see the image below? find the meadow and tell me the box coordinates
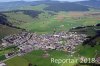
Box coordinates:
[3,11,100,34]
[5,44,100,66]
[5,50,78,66]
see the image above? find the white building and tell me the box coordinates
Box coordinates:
[18,45,33,53]
[0,62,7,66]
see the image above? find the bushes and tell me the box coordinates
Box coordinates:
[0,55,6,61]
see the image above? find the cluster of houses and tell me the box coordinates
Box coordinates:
[1,31,100,64]
[1,31,87,55]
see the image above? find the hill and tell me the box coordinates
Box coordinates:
[70,25,100,47]
[0,24,22,44]
[0,1,39,11]
[0,1,90,12]
[0,10,43,26]
[1,11,100,33]
[0,13,22,42]
[76,0,100,9]
[44,1,89,12]
[0,13,9,25]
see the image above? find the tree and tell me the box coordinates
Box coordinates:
[34,65,37,66]
[96,23,100,26]
[28,63,33,66]
[0,14,8,25]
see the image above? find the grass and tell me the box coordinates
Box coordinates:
[3,10,100,33]
[75,45,100,58]
[5,56,29,66]
[5,45,100,66]
[5,50,77,66]
[3,12,35,26]
[20,11,100,33]
[0,24,21,39]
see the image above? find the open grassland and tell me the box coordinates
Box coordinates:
[3,12,35,26]
[5,45,100,66]
[5,50,78,66]
[75,44,100,58]
[19,11,100,33]
[2,8,100,33]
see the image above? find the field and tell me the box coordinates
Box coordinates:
[2,44,98,66]
[5,44,100,66]
[20,11,100,33]
[5,50,78,66]
[75,44,100,58]
[3,11,100,34]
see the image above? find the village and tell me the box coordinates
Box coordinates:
[1,31,100,66]
[1,31,87,55]
[0,30,88,66]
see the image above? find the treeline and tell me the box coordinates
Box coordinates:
[71,23,100,29]
[1,10,42,18]
[22,10,42,18]
[44,2,89,12]
[77,0,100,9]
[0,13,9,25]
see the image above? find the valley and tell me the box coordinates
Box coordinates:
[0,0,100,66]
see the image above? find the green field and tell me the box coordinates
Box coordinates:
[5,45,100,66]
[5,50,78,66]
[75,44,100,58]
[3,11,100,33]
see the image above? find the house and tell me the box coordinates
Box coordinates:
[18,45,33,53]
[5,52,14,58]
[45,45,55,50]
[0,62,7,66]
[1,43,8,47]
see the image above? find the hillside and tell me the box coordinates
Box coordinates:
[0,24,22,44]
[76,0,100,9]
[0,1,90,12]
[0,13,9,25]
[0,1,32,11]
[2,11,100,33]
[0,13,22,42]
[70,25,100,47]
[0,10,43,26]
[44,1,89,12]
